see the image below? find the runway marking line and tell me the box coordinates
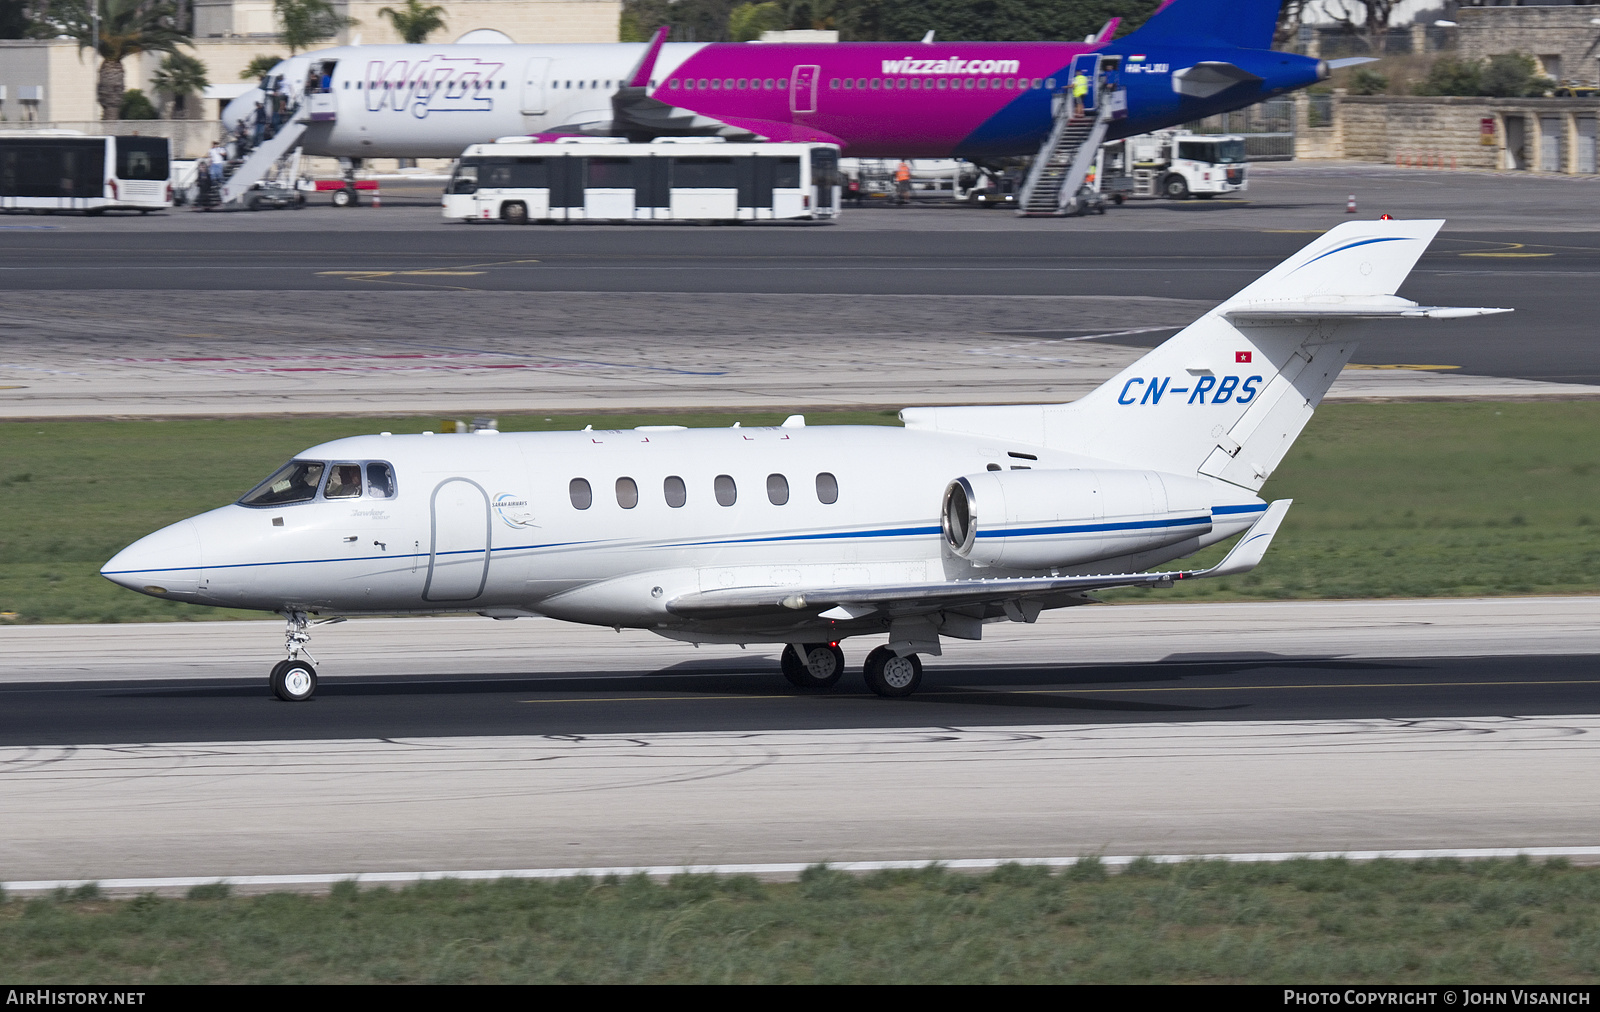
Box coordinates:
[1344,363,1461,371]
[517,679,1600,704]
[1458,241,1553,258]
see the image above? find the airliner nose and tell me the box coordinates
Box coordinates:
[101,519,204,599]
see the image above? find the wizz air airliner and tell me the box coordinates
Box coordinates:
[103,220,1508,702]
[222,0,1332,159]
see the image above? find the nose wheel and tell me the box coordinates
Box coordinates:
[781,642,845,689]
[270,658,318,702]
[863,646,922,698]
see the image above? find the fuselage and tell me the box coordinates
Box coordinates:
[101,424,1264,643]
[224,40,1324,160]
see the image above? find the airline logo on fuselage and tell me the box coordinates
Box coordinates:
[365,57,504,117]
[1117,374,1263,405]
[881,58,1022,76]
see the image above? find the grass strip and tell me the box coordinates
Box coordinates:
[4,857,1599,983]
[1,402,1596,624]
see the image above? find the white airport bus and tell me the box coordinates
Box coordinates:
[443,137,841,224]
[0,132,172,214]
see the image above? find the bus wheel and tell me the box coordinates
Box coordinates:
[501,202,529,225]
[331,188,355,208]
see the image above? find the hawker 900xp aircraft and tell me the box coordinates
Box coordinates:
[104,219,1507,702]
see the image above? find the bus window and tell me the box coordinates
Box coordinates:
[366,463,396,498]
[672,157,736,188]
[587,157,636,189]
[325,463,362,499]
[240,460,326,507]
[775,157,800,189]
[449,161,480,194]
[115,137,169,181]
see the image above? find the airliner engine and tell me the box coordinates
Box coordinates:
[941,469,1217,569]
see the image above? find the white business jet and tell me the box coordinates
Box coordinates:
[103,219,1506,702]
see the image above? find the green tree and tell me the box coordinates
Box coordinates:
[0,0,30,39]
[239,53,287,81]
[1350,66,1388,95]
[273,0,353,54]
[1414,55,1482,97]
[151,50,207,118]
[118,86,158,118]
[377,0,445,44]
[29,0,190,120]
[1481,52,1553,99]
[728,1,784,41]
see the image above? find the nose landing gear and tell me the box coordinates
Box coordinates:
[270,610,338,701]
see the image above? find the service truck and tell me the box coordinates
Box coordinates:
[1097,130,1248,202]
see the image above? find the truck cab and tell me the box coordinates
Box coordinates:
[1098,130,1248,202]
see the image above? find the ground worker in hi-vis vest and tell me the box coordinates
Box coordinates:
[895,160,912,204]
[1072,71,1090,116]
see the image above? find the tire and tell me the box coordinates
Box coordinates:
[246,195,262,211]
[1162,175,1189,200]
[863,646,921,699]
[502,202,529,225]
[270,658,318,702]
[780,642,845,690]
[1112,194,1125,205]
[331,188,354,208]
[294,193,306,208]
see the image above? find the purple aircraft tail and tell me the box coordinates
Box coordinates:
[1122,0,1284,51]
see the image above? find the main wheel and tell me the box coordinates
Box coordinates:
[331,187,355,208]
[501,202,529,225]
[270,658,318,702]
[1162,175,1189,200]
[863,646,922,698]
[780,642,845,689]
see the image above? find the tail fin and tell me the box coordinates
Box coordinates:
[1123,0,1284,51]
[1054,220,1510,491]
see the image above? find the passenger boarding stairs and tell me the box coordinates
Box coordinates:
[1017,94,1113,217]
[218,104,309,207]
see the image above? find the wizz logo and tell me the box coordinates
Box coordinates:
[365,57,504,118]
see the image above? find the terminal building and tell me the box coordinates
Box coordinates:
[0,0,619,144]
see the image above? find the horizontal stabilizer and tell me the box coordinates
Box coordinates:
[1172,62,1263,99]
[667,503,1293,619]
[1226,300,1512,324]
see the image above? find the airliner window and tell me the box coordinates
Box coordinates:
[325,463,362,499]
[616,477,639,509]
[714,474,737,507]
[766,473,789,506]
[366,463,395,498]
[664,475,686,508]
[569,478,592,510]
[239,460,326,507]
[816,472,839,505]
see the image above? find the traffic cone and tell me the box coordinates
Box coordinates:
[372,185,381,209]
[1345,194,1357,213]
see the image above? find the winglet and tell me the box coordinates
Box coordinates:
[1095,18,1121,44]
[626,25,670,88]
[1203,499,1292,578]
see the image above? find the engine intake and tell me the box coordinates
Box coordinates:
[942,468,1217,569]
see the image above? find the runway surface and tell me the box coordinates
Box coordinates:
[4,598,1597,746]
[1,164,1597,418]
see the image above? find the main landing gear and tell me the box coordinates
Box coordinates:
[269,610,328,702]
[781,642,925,698]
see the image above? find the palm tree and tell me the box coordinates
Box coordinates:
[273,0,353,55]
[151,50,208,119]
[31,0,190,120]
[377,0,445,45]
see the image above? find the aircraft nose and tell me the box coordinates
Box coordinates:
[101,519,204,599]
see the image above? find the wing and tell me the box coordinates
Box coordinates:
[667,500,1292,620]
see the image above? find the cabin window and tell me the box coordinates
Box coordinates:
[869,78,880,90]
[764,79,774,89]
[1033,78,1043,89]
[829,78,840,89]
[816,472,838,505]
[857,78,867,89]
[842,79,852,90]
[737,79,747,89]
[896,78,907,89]
[664,475,686,508]
[766,473,789,506]
[724,78,734,88]
[937,79,948,90]
[698,79,708,89]
[986,463,1002,472]
[615,477,639,509]
[714,474,737,507]
[1004,78,1015,89]
[569,478,593,510]
[670,80,679,89]
[910,78,920,90]
[239,460,326,507]
[1046,78,1056,89]
[366,463,395,498]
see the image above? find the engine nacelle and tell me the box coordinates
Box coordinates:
[941,468,1217,569]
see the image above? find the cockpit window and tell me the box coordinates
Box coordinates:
[325,463,362,499]
[239,460,326,506]
[366,462,395,498]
